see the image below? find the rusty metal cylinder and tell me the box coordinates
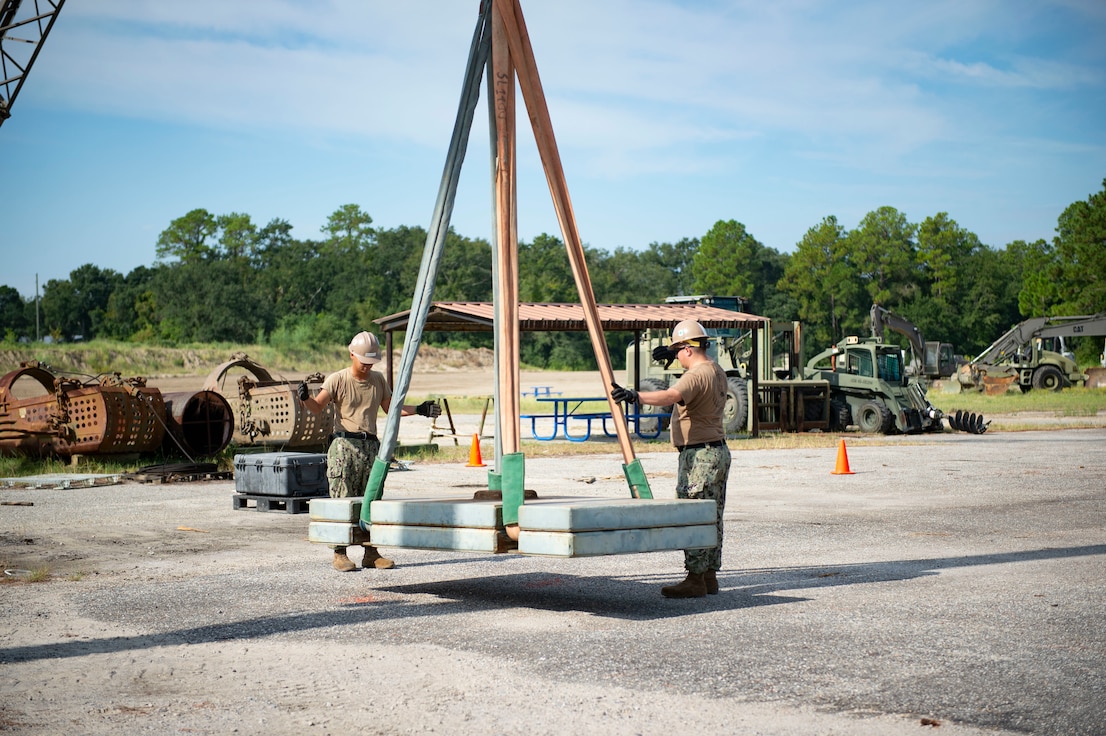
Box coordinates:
[162,390,234,458]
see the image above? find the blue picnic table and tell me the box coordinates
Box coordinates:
[522,396,668,442]
[521,385,562,398]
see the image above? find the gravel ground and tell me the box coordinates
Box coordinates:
[2,425,1104,735]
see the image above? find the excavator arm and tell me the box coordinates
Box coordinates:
[972,312,1106,366]
[0,0,66,127]
[870,304,926,367]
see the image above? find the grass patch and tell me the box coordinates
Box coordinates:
[930,386,1106,416]
[1,564,51,584]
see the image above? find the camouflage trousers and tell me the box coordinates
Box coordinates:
[326,436,380,553]
[676,444,731,574]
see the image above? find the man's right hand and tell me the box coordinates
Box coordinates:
[652,344,677,364]
[610,382,639,405]
[296,382,310,401]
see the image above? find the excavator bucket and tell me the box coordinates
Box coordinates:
[982,375,1017,396]
[947,409,989,434]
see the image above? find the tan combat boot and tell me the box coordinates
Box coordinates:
[661,572,707,598]
[333,549,357,572]
[362,545,395,570]
[704,569,719,595]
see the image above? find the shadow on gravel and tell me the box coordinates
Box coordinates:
[384,543,1106,618]
[3,544,1102,665]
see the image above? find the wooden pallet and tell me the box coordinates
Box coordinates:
[232,493,321,514]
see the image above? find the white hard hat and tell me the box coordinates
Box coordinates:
[671,319,709,346]
[348,331,381,364]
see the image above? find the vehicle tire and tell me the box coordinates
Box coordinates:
[637,378,672,433]
[1031,365,1068,391]
[856,400,894,434]
[830,399,851,431]
[723,377,749,434]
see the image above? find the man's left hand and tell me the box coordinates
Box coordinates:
[416,400,441,418]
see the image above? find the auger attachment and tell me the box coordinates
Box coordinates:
[947,409,989,434]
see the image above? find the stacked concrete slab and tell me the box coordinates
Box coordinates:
[309,496,717,558]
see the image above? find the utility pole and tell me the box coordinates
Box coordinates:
[35,273,40,341]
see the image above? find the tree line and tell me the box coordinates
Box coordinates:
[2,180,1104,369]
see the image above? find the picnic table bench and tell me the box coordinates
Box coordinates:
[521,396,668,442]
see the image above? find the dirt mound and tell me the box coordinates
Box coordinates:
[409,345,495,371]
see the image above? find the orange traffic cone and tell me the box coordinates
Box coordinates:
[831,439,854,475]
[466,433,486,467]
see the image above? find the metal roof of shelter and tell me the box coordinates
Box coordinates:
[374,301,767,334]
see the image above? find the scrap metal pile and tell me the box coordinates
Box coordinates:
[0,361,233,459]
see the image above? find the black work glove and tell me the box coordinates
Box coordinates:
[296,382,310,401]
[610,382,639,405]
[415,400,441,418]
[652,344,677,364]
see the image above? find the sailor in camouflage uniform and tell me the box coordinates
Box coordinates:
[612,319,731,598]
[300,331,440,572]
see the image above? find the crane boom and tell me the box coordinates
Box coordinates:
[0,0,66,128]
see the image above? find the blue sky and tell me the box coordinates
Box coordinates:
[3,0,1105,301]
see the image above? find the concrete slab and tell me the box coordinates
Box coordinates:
[369,497,503,528]
[309,497,360,522]
[307,521,369,545]
[518,524,717,557]
[517,497,716,531]
[368,523,507,553]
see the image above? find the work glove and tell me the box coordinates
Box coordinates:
[652,344,677,365]
[296,382,310,401]
[415,400,441,418]
[610,382,639,405]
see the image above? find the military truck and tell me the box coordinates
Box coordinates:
[803,335,986,434]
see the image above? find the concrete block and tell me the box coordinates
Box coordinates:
[309,497,360,522]
[368,524,507,552]
[517,524,717,557]
[517,498,716,532]
[369,497,503,529]
[308,521,369,545]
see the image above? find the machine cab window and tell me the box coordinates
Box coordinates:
[846,350,873,377]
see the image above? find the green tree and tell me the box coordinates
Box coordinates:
[916,213,981,306]
[780,216,858,347]
[151,260,271,343]
[594,246,674,304]
[896,213,986,351]
[518,233,581,302]
[322,204,375,254]
[1051,177,1106,314]
[98,266,157,341]
[156,209,219,263]
[0,285,30,339]
[435,232,493,303]
[956,244,1024,354]
[1015,239,1063,318]
[691,220,760,302]
[690,220,792,319]
[216,212,258,261]
[841,206,919,307]
[639,238,699,297]
[38,264,123,340]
